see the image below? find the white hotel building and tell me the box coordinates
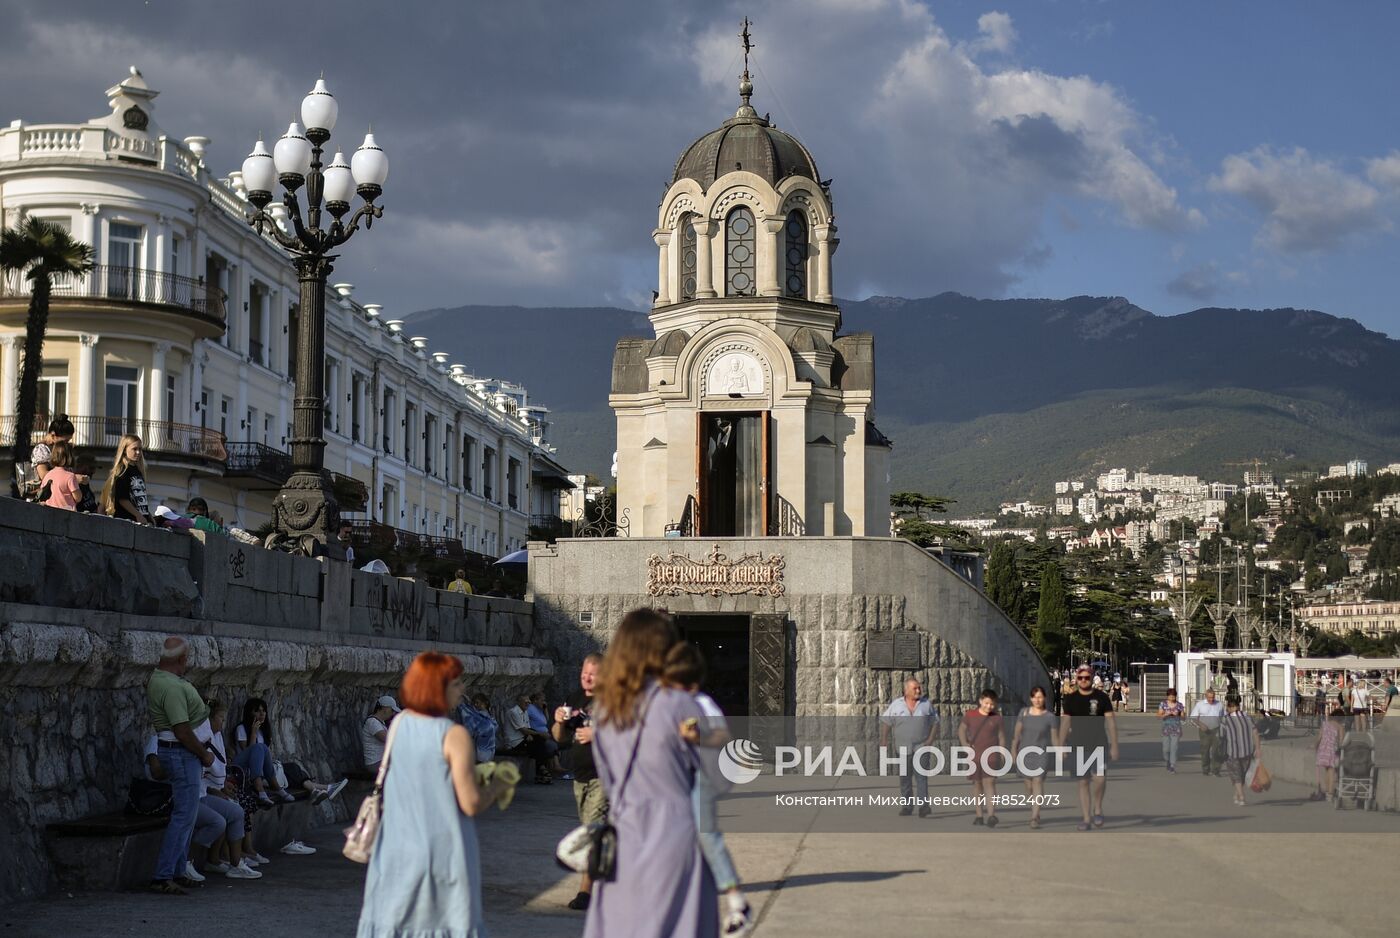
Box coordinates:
[0,68,570,557]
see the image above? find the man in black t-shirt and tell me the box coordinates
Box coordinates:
[1058,664,1118,830]
[552,653,604,912]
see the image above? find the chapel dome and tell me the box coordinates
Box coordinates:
[671,71,820,191]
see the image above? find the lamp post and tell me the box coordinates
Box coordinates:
[241,78,387,544]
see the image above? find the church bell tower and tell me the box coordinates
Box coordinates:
[611,21,890,538]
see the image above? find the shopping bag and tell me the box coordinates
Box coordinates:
[1249,758,1272,792]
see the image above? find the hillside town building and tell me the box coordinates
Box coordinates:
[0,68,569,554]
[1299,600,1400,637]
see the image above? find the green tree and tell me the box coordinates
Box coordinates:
[1035,560,1070,660]
[890,491,964,547]
[986,541,1026,623]
[1,218,93,466]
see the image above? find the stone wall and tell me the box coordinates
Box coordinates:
[529,537,1050,725]
[0,497,552,906]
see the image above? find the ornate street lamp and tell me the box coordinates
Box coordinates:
[241,78,388,543]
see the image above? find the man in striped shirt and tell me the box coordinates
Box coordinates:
[1220,695,1261,807]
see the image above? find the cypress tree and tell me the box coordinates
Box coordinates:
[1036,560,1070,660]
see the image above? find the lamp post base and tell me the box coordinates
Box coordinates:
[273,470,340,543]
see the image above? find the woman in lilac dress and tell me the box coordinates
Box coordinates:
[585,608,716,938]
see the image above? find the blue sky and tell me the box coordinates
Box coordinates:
[3,0,1399,336]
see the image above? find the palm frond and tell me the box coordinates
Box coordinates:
[0,217,94,281]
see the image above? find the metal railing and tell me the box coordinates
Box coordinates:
[1,264,227,321]
[666,495,696,537]
[224,442,291,482]
[347,520,494,568]
[0,414,226,462]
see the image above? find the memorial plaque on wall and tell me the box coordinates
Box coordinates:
[893,632,923,670]
[867,634,895,670]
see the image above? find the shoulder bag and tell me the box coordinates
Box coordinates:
[343,716,402,864]
[555,686,657,881]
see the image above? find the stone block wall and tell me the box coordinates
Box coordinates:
[530,537,1050,724]
[0,497,552,906]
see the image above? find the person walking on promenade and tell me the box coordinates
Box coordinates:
[1058,664,1118,831]
[1312,707,1344,800]
[147,636,214,895]
[879,677,939,818]
[356,652,509,938]
[1011,686,1057,829]
[960,689,1007,828]
[585,608,715,938]
[1158,688,1185,773]
[553,653,604,911]
[1220,695,1261,807]
[1191,687,1225,776]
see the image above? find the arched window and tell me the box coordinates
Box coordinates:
[680,213,698,300]
[725,207,756,297]
[784,211,808,299]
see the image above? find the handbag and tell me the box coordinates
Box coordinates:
[555,686,657,881]
[271,759,289,791]
[343,717,401,864]
[127,776,173,816]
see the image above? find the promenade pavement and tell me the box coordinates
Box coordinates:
[7,714,1394,937]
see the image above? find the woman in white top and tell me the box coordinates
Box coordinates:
[201,700,263,879]
[234,696,347,806]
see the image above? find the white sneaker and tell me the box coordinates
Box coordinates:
[226,860,263,880]
[206,861,231,874]
[326,779,349,801]
[248,851,271,865]
[280,840,317,855]
[182,861,206,883]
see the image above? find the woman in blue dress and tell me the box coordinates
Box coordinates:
[358,652,509,938]
[586,608,716,938]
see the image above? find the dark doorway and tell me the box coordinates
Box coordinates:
[698,412,768,536]
[677,614,750,716]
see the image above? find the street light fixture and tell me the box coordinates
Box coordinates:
[242,77,387,543]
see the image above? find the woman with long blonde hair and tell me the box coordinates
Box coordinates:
[100,434,151,523]
[586,608,716,938]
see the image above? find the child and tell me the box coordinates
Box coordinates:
[665,642,754,938]
[1312,707,1344,800]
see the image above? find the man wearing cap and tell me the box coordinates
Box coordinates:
[362,695,401,772]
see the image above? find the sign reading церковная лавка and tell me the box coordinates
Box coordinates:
[646,543,785,597]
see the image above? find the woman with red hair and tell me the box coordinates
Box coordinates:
[356,652,508,937]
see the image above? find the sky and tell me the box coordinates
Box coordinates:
[4,0,1400,337]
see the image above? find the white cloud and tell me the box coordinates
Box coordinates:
[1367,152,1400,190]
[1208,146,1387,252]
[968,11,1017,56]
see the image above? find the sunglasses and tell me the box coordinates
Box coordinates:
[1077,675,1093,680]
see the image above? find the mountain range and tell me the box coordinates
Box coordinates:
[405,294,1400,513]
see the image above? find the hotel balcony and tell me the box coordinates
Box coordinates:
[2,414,227,471]
[223,441,369,512]
[0,264,226,338]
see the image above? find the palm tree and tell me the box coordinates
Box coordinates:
[0,217,94,467]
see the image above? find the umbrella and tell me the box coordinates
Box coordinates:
[494,549,529,567]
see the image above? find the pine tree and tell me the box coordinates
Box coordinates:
[1035,560,1070,661]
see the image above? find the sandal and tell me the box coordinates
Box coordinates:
[148,879,187,896]
[1092,814,1105,828]
[1029,817,1041,830]
[972,816,985,826]
[986,815,999,828]
[1076,821,1091,831]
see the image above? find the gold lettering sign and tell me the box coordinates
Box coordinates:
[647,544,785,597]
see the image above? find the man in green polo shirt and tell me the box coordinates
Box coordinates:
[147,636,213,895]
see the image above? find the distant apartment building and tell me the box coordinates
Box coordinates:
[1210,482,1239,500]
[1071,481,1085,492]
[1077,492,1100,521]
[1131,472,1206,496]
[1054,480,1070,494]
[1096,468,1129,492]
[1316,489,1352,508]
[1055,496,1075,516]
[949,518,998,532]
[1377,463,1400,477]
[1155,498,1228,524]
[1299,600,1400,637]
[1375,493,1400,520]
[1348,459,1369,478]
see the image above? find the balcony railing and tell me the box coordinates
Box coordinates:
[0,264,226,322]
[224,441,291,484]
[0,414,226,463]
[347,520,496,568]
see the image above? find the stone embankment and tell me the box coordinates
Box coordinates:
[0,497,551,905]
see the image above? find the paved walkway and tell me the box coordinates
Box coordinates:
[8,715,1396,937]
